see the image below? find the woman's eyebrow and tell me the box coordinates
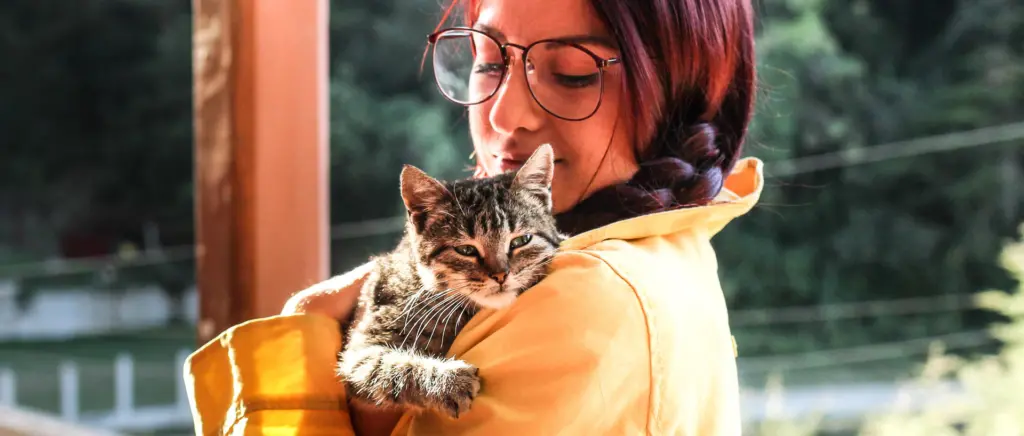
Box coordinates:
[473,23,618,51]
[556,34,618,51]
[473,23,508,40]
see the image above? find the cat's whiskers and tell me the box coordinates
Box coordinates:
[398,282,453,321]
[399,290,444,330]
[520,255,556,271]
[401,286,459,320]
[449,301,473,350]
[518,256,555,279]
[442,277,484,289]
[402,301,456,338]
[401,291,468,350]
[401,288,465,341]
[398,287,430,318]
[430,294,470,351]
[401,275,483,325]
[402,287,452,316]
[440,294,475,352]
[439,277,490,296]
[401,288,461,334]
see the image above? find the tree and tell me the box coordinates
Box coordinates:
[718,0,1024,356]
[860,224,1024,435]
[0,0,193,260]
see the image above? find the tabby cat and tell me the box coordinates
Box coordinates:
[337,144,564,418]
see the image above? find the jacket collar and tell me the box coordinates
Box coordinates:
[560,157,764,250]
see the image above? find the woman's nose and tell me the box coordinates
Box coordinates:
[488,56,544,136]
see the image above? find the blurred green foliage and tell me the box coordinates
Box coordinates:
[752,225,1024,434]
[858,225,1024,435]
[718,0,1024,356]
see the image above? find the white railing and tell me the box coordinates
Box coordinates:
[0,280,199,342]
[0,367,14,407]
[0,405,124,436]
[0,349,194,433]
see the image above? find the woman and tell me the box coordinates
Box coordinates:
[185,0,762,434]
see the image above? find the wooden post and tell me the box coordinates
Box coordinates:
[192,0,330,345]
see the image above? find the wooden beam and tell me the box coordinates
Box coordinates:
[192,0,329,345]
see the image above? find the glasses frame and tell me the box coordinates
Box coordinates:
[426,27,622,122]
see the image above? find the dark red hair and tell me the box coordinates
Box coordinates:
[437,0,756,234]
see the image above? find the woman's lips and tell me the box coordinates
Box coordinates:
[494,152,564,173]
[497,158,525,172]
[496,157,565,173]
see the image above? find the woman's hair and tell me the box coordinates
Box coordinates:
[439,0,756,234]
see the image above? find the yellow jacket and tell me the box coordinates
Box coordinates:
[184,157,763,435]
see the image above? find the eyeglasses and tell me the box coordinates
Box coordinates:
[426,27,621,121]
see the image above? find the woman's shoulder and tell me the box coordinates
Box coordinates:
[501,234,720,328]
[569,234,730,327]
[557,230,720,295]
[544,235,735,361]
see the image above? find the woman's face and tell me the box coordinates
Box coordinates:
[468,0,638,214]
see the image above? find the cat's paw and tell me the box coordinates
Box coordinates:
[424,360,481,419]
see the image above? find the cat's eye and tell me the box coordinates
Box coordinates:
[509,234,533,250]
[453,245,478,256]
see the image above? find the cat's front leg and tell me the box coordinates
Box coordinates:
[338,344,481,418]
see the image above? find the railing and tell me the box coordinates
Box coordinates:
[0,405,124,436]
[0,349,194,433]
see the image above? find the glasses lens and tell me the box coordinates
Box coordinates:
[526,42,603,120]
[432,30,504,105]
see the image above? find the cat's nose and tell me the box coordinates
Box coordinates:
[490,271,507,284]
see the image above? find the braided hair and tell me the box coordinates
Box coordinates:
[552,0,756,235]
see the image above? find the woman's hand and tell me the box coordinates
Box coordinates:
[280,261,374,319]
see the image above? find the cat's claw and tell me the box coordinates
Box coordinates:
[433,362,480,419]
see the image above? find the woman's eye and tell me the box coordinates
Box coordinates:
[509,234,533,250]
[554,73,599,89]
[454,245,478,256]
[473,62,504,76]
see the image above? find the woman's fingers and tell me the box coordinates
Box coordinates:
[281,261,375,320]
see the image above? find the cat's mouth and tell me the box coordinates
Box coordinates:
[468,283,521,309]
[483,286,510,296]
[494,281,523,295]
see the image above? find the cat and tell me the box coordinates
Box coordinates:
[337,144,564,419]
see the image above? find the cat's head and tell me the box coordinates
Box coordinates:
[400,144,563,309]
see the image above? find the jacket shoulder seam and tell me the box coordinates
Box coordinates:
[569,250,656,436]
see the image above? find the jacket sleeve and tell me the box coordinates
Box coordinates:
[184,314,357,436]
[391,250,652,435]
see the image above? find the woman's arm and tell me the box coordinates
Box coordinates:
[186,262,375,436]
[281,260,375,317]
[184,314,357,436]
[184,252,654,435]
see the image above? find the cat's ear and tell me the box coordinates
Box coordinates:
[512,144,555,209]
[400,165,451,216]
